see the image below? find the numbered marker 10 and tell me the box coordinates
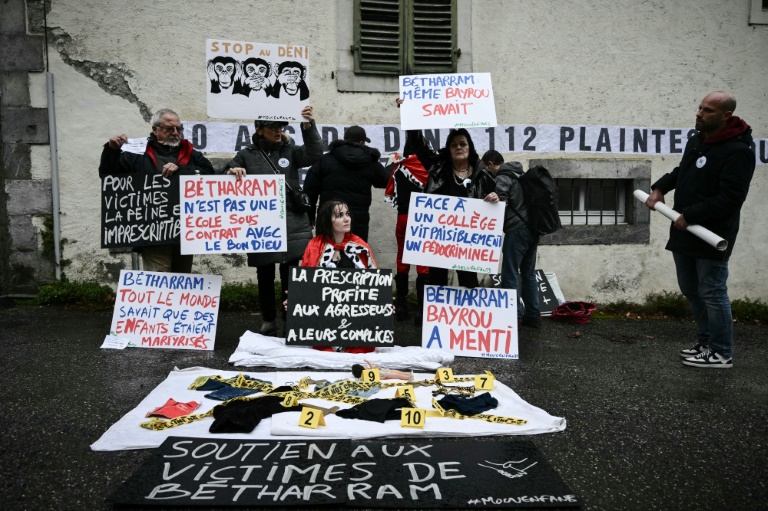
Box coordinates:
[401,407,427,429]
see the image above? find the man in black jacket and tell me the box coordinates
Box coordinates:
[99,108,215,272]
[303,126,389,241]
[645,91,755,369]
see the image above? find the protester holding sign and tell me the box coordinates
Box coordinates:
[482,150,541,328]
[221,105,322,336]
[297,199,378,354]
[404,124,498,290]
[99,108,215,272]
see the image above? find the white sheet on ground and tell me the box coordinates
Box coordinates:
[91,367,566,452]
[228,330,454,370]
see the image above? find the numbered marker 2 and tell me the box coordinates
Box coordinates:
[298,407,326,429]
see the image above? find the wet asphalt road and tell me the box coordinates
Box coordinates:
[0,304,766,510]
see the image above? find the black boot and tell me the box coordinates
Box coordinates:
[414,274,428,327]
[394,272,410,321]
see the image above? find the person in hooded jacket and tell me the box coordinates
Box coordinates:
[222,105,322,336]
[303,125,389,242]
[482,150,541,328]
[645,91,755,369]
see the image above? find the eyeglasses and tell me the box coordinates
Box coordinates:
[155,124,184,134]
[263,124,285,131]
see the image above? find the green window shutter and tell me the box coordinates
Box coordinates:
[354,0,456,75]
[410,0,456,74]
[354,0,403,75]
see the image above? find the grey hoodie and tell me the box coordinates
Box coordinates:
[494,161,528,232]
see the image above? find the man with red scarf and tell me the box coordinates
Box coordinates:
[646,91,755,369]
[99,108,214,272]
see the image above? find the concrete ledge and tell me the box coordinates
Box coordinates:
[543,224,650,246]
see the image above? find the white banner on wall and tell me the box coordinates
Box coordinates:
[206,39,310,121]
[176,121,768,165]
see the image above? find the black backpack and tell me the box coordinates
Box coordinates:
[508,165,562,236]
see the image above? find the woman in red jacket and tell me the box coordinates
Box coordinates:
[301,199,377,270]
[296,199,378,354]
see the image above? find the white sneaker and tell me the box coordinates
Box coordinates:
[682,349,732,369]
[679,343,708,358]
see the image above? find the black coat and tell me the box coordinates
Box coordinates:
[220,122,323,265]
[403,130,495,200]
[303,140,388,214]
[652,118,755,259]
[494,161,528,232]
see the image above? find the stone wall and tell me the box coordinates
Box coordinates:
[0,0,52,294]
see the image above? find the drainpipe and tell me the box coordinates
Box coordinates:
[47,72,61,280]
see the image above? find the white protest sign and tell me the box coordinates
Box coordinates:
[122,138,147,154]
[180,175,286,255]
[399,73,496,130]
[109,270,222,351]
[402,193,504,274]
[206,39,310,121]
[422,285,518,359]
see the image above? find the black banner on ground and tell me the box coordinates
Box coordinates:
[101,173,180,248]
[285,267,395,348]
[111,437,578,508]
[490,270,560,316]
[536,270,559,316]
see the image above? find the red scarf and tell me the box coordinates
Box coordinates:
[145,139,194,169]
[301,233,377,269]
[702,116,750,144]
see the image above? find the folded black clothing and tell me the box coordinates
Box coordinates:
[437,393,498,416]
[336,398,412,423]
[210,396,302,433]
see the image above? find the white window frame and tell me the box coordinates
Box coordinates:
[749,0,768,24]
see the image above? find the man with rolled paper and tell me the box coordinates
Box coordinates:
[645,91,755,369]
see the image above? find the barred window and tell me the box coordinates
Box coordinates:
[557,179,629,225]
[353,0,457,75]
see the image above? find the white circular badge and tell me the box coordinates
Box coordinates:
[696,156,707,168]
[278,158,289,168]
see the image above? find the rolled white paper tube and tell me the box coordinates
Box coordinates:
[633,190,728,251]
